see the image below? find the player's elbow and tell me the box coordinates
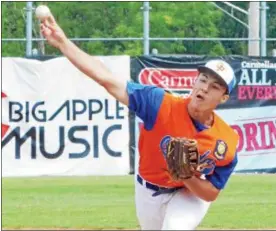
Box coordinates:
[101,80,129,106]
[203,189,220,202]
[204,194,218,202]
[98,78,110,88]
[100,80,117,95]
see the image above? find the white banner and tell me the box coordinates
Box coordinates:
[216,106,276,172]
[2,56,130,177]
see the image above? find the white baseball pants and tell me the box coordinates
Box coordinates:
[135,175,211,230]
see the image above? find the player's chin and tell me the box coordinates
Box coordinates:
[190,97,213,112]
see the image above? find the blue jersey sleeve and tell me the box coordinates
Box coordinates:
[206,153,238,190]
[126,81,165,130]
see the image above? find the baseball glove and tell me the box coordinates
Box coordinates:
[165,137,199,181]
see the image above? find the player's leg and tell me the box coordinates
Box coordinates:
[161,188,211,230]
[135,178,172,230]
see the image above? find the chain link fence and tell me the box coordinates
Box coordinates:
[2,1,276,57]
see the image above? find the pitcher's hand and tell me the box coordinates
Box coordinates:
[40,14,68,49]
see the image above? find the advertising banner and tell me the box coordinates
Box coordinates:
[131,56,276,108]
[2,56,131,177]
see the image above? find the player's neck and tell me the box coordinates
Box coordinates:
[187,104,214,128]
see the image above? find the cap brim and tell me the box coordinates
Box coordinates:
[197,66,229,93]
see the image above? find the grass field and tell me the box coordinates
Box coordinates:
[2,174,276,230]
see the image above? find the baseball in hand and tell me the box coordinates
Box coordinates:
[35,5,51,20]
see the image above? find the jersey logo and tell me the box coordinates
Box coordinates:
[216,62,226,72]
[198,150,215,175]
[160,135,171,157]
[214,140,227,160]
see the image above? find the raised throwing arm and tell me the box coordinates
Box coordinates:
[40,14,129,105]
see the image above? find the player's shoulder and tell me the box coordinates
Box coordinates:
[154,92,188,123]
[214,112,239,142]
[163,91,190,104]
[127,81,163,93]
[212,115,239,164]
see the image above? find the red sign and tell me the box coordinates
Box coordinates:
[138,68,198,91]
[1,92,9,138]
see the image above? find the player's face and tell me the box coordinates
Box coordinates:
[190,71,229,111]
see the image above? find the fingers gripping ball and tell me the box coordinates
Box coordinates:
[35,5,51,21]
[166,138,200,181]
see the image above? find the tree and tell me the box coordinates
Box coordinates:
[267,2,276,55]
[2,2,276,57]
[215,2,249,56]
[2,2,27,57]
[150,2,226,55]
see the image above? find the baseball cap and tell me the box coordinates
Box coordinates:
[197,60,236,94]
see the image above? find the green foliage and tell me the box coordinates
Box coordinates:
[2,2,276,57]
[149,2,224,55]
[267,2,276,55]
[216,2,249,55]
[37,1,144,56]
[2,2,27,56]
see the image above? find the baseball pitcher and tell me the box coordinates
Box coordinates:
[40,12,239,230]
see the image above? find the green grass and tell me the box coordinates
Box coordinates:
[2,174,276,229]
[201,174,276,229]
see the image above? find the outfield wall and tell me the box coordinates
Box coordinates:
[2,56,276,176]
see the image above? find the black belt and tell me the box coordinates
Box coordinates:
[137,174,183,197]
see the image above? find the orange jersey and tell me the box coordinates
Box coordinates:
[127,81,239,189]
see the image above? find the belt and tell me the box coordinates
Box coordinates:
[137,174,183,197]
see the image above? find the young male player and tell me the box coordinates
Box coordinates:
[40,13,238,230]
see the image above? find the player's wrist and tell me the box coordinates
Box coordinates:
[58,38,71,53]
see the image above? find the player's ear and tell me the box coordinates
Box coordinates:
[220,94,229,104]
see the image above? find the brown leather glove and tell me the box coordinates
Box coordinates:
[166,137,200,181]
